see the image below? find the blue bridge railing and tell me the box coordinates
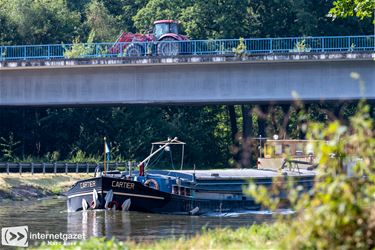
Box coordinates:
[0,35,374,61]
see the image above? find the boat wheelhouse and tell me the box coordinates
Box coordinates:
[257,138,319,171]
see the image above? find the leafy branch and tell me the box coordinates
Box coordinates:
[0,132,20,161]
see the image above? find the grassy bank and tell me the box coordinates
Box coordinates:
[33,223,285,250]
[0,173,89,201]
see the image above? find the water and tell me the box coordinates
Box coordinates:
[0,198,278,246]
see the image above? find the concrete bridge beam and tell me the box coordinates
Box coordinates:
[0,53,374,106]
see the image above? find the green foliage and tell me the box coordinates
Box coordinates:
[108,0,148,33]
[0,0,81,44]
[132,0,189,33]
[0,9,19,45]
[0,106,232,168]
[0,133,20,161]
[63,32,95,59]
[70,149,99,163]
[248,0,372,37]
[290,39,311,52]
[180,0,250,39]
[32,223,285,250]
[1,102,369,168]
[233,37,247,57]
[330,0,375,21]
[247,100,375,249]
[0,0,374,169]
[0,0,373,46]
[85,0,118,42]
[66,0,91,12]
[44,151,60,162]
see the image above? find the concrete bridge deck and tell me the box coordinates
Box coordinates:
[0,52,374,106]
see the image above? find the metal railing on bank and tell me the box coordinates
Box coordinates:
[0,162,138,174]
[0,35,374,61]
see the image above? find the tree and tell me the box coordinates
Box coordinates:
[330,0,375,20]
[0,132,20,161]
[0,7,19,45]
[240,105,253,167]
[248,100,375,249]
[65,0,91,12]
[102,0,148,33]
[180,0,250,39]
[85,0,119,42]
[133,0,190,33]
[227,106,239,146]
[248,0,372,37]
[0,0,81,44]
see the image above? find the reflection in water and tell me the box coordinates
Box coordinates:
[74,210,132,239]
[68,208,275,241]
[0,198,276,243]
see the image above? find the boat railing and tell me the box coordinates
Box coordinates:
[281,159,319,173]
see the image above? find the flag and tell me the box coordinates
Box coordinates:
[105,141,110,161]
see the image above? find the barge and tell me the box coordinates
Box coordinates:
[67,138,316,215]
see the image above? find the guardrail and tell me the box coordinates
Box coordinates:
[0,162,137,174]
[0,35,374,61]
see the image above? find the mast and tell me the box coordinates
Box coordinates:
[103,137,107,176]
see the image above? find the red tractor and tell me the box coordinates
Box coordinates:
[109,20,188,57]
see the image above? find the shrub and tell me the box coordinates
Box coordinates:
[63,32,95,59]
[233,37,247,57]
[248,100,374,249]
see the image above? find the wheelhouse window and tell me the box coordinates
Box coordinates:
[172,185,178,194]
[172,185,191,197]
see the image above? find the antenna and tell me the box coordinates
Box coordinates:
[180,143,185,170]
[193,164,196,182]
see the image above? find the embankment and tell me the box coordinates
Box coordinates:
[0,173,88,201]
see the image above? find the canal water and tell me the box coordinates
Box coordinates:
[0,198,281,246]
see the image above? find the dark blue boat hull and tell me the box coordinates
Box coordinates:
[66,176,263,215]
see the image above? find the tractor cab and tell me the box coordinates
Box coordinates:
[153,20,179,40]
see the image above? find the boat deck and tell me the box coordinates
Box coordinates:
[146,168,315,181]
[178,168,314,179]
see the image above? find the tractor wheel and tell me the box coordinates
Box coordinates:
[157,37,179,57]
[125,44,145,57]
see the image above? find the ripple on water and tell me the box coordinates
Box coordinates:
[203,209,295,217]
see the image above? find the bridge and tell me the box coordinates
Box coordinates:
[0,35,374,106]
